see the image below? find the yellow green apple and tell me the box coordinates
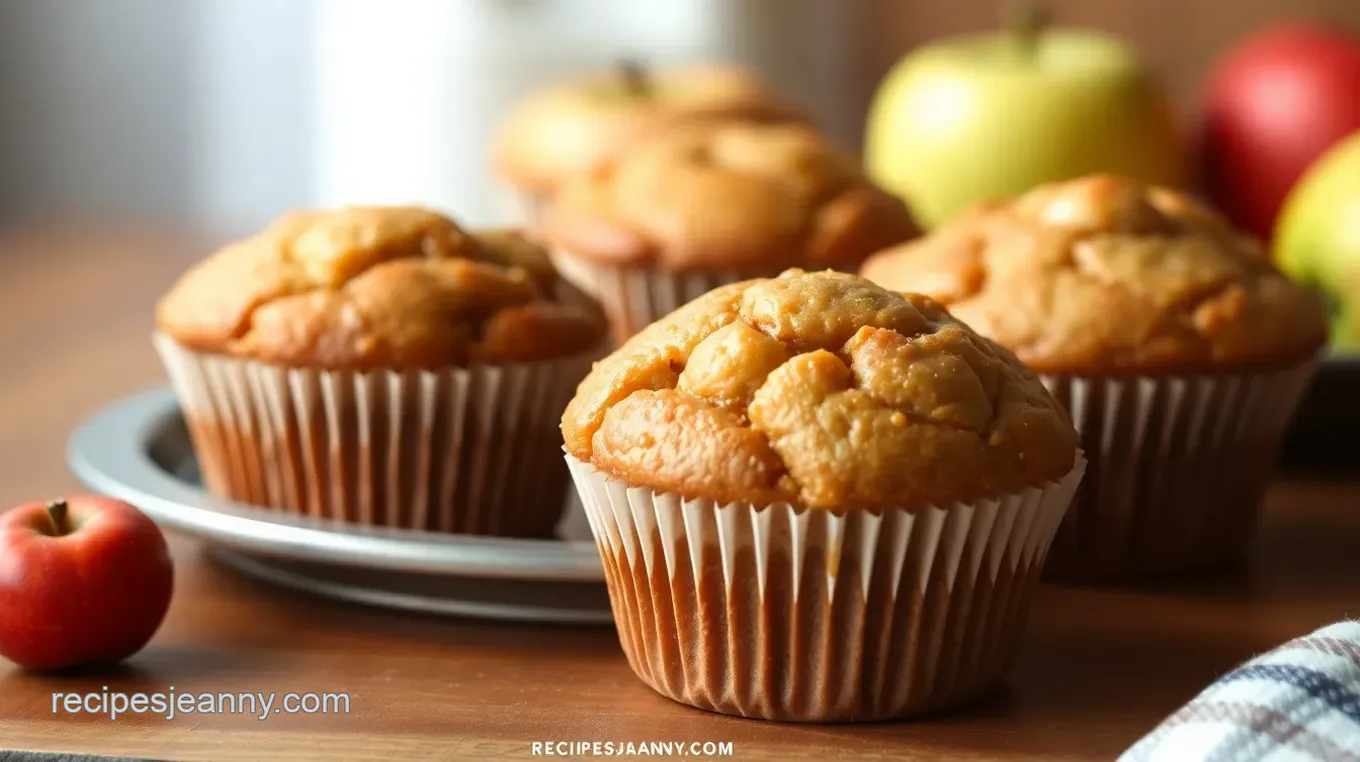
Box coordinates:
[865,23,1183,229]
[1274,130,1360,349]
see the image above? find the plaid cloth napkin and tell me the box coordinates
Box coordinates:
[1122,621,1360,762]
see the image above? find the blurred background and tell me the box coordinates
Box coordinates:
[0,0,859,235]
[1,0,1355,238]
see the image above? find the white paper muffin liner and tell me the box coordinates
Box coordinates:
[155,333,595,536]
[565,453,1086,722]
[549,255,773,344]
[1039,361,1317,583]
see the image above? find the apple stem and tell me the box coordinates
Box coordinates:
[45,499,69,537]
[1004,0,1050,60]
[616,57,652,99]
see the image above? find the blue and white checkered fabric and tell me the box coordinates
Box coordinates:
[1122,621,1360,762]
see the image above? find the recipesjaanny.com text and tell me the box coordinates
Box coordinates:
[531,740,734,757]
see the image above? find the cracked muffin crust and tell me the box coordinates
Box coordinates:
[157,207,606,370]
[496,63,798,196]
[541,122,919,272]
[860,175,1328,376]
[562,270,1078,511]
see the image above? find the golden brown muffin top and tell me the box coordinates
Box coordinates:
[562,270,1078,512]
[495,63,798,195]
[860,175,1328,376]
[541,121,919,273]
[157,207,605,370]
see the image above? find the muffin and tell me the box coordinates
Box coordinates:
[861,175,1328,582]
[156,207,606,536]
[495,62,799,221]
[562,270,1084,721]
[541,121,920,344]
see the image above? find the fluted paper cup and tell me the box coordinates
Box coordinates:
[549,256,773,344]
[155,333,595,537]
[1040,362,1317,583]
[565,453,1086,722]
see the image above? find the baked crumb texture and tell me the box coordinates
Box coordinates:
[861,175,1327,375]
[542,122,919,272]
[157,207,604,370]
[562,270,1078,512]
[495,64,798,194]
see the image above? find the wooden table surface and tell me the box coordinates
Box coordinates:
[0,230,1358,762]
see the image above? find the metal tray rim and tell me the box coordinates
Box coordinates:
[66,388,605,582]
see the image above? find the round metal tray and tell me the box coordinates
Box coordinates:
[67,388,610,624]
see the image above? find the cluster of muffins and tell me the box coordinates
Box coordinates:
[497,61,918,344]
[154,60,1328,725]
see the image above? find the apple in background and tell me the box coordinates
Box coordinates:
[865,6,1183,229]
[0,496,173,671]
[1274,131,1360,349]
[1200,24,1360,243]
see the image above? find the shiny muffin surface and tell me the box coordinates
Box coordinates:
[562,270,1077,511]
[861,175,1328,375]
[495,64,796,195]
[542,122,919,272]
[157,207,605,370]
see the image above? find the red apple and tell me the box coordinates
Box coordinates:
[1200,24,1360,242]
[0,496,173,670]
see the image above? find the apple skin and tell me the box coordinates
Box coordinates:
[1201,25,1360,243]
[865,29,1183,229]
[1275,131,1360,349]
[0,496,173,671]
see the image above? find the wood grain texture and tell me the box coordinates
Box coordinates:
[0,231,1358,761]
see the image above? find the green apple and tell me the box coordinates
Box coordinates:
[865,21,1183,229]
[1275,130,1360,349]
